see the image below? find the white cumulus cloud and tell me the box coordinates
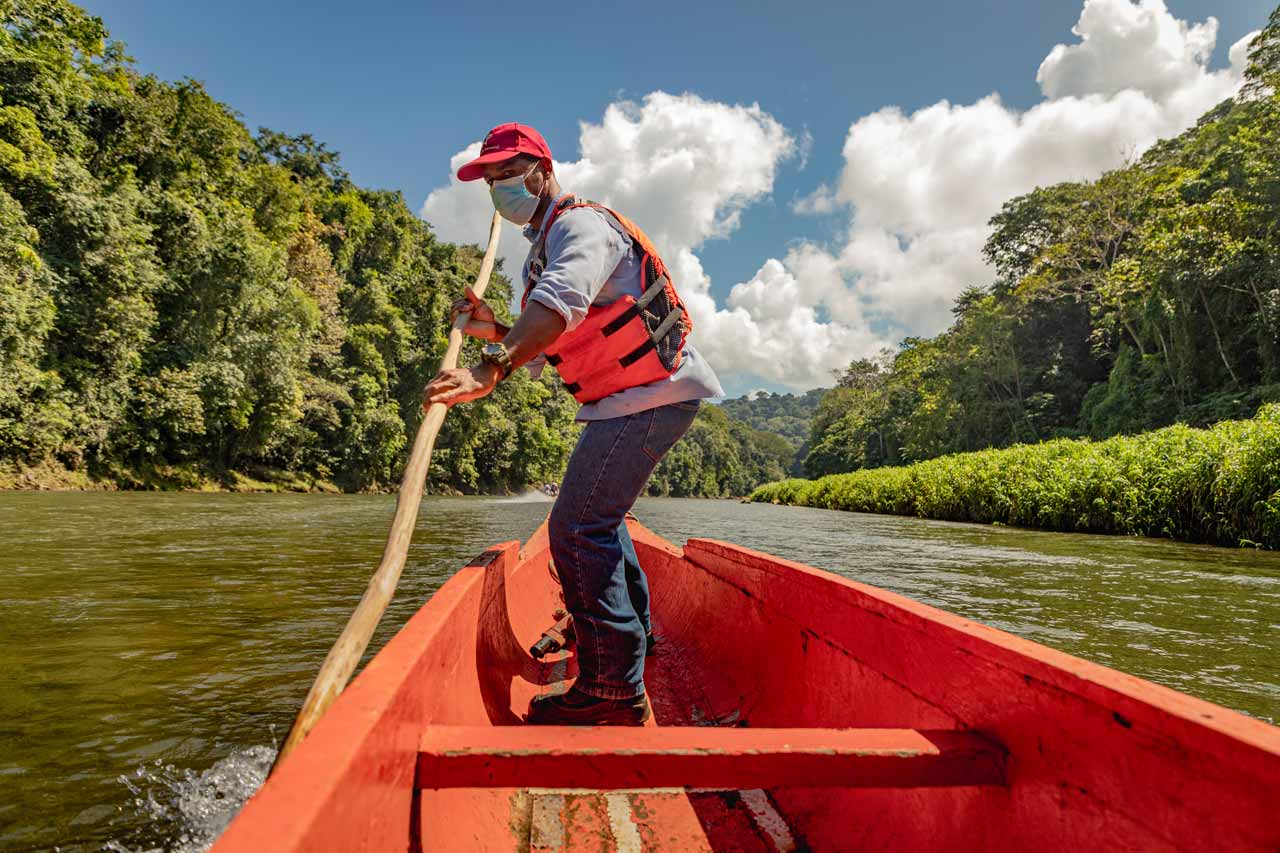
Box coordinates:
[780,0,1258,351]
[422,91,877,390]
[1037,0,1219,101]
[421,92,793,279]
[421,1,1260,392]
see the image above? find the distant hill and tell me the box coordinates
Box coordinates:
[720,389,826,445]
[718,389,826,473]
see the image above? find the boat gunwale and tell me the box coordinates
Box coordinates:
[678,535,1280,757]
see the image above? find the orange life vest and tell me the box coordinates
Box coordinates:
[521,195,693,404]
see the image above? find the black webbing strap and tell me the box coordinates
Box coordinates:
[530,195,583,282]
[601,272,669,337]
[545,353,562,366]
[564,381,581,395]
[618,307,684,368]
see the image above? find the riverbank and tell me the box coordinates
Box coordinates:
[0,458,559,496]
[0,459,345,493]
[750,404,1280,549]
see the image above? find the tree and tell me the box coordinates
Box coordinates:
[1243,6,1280,99]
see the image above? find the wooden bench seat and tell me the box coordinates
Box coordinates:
[416,726,1006,790]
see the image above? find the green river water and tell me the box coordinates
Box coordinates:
[0,492,1276,852]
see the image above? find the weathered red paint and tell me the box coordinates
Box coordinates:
[213,521,1280,852]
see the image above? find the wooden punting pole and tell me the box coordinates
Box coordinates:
[270,211,504,773]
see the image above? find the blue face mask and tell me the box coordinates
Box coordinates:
[489,163,542,225]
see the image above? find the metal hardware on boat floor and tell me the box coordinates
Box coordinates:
[530,614,574,659]
[416,726,1006,790]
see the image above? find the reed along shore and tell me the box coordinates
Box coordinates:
[750,405,1280,549]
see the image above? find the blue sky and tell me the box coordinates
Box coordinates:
[81,1,1273,396]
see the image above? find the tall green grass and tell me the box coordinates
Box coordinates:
[749,404,1280,549]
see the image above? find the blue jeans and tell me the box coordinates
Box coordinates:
[548,400,700,699]
[617,522,649,639]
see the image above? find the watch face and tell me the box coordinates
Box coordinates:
[482,343,511,376]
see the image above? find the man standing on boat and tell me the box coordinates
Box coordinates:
[424,123,724,725]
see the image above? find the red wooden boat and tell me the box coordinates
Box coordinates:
[214,521,1280,851]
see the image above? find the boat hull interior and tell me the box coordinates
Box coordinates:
[214,521,1280,852]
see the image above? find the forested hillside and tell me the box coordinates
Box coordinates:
[719,389,823,473]
[799,10,1280,479]
[0,0,585,492]
[647,404,794,498]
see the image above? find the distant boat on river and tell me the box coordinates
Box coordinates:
[214,519,1280,851]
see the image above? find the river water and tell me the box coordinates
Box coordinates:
[0,492,1276,851]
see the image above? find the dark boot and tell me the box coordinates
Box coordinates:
[526,687,651,726]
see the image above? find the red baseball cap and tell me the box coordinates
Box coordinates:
[456,123,553,182]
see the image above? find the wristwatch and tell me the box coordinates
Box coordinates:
[480,342,513,379]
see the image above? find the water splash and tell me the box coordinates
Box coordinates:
[108,745,274,852]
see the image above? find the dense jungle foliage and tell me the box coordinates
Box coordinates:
[752,404,1280,549]
[647,402,796,498]
[719,389,823,474]
[797,9,1280,481]
[0,0,593,492]
[645,389,825,496]
[0,0,797,496]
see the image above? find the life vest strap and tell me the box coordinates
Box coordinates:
[619,307,685,369]
[600,271,667,338]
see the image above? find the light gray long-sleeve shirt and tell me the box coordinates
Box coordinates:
[520,199,723,421]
